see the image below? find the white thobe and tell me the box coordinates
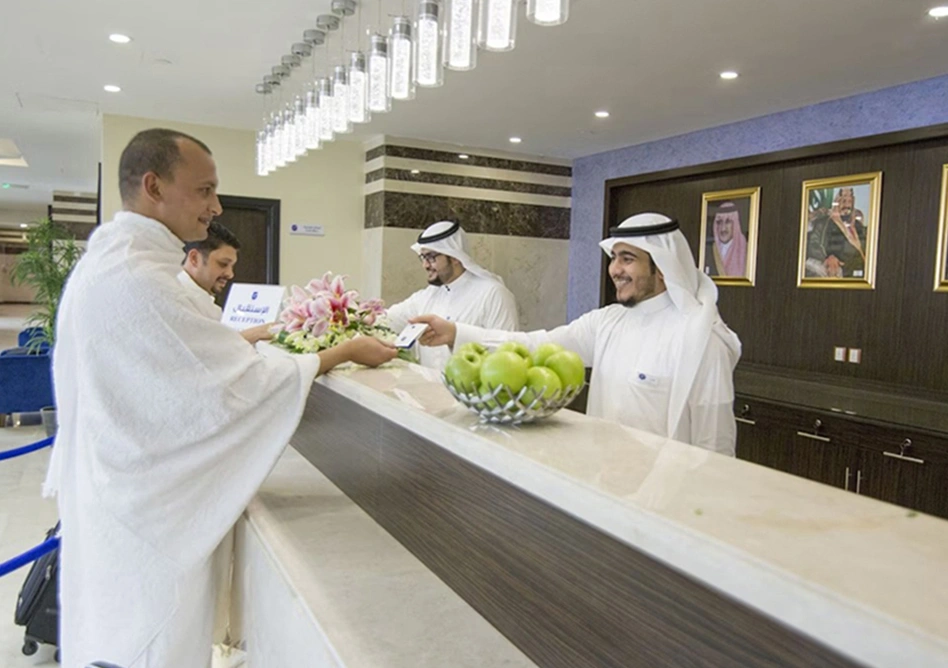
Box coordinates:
[177,269,222,320]
[386,270,518,369]
[46,211,321,668]
[455,292,738,455]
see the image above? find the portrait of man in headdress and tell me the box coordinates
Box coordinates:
[799,173,881,289]
[699,188,759,286]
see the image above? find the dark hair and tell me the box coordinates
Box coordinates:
[119,128,212,204]
[183,221,240,260]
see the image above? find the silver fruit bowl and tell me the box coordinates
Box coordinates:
[441,373,584,425]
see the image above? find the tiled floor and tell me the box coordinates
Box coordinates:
[0,428,59,666]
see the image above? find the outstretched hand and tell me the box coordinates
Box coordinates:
[346,336,399,367]
[410,314,457,348]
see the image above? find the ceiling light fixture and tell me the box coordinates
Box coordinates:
[411,169,421,174]
[415,0,444,87]
[929,6,948,18]
[444,0,477,71]
[509,137,522,144]
[20,223,28,228]
[103,84,122,92]
[719,71,739,80]
[109,33,132,44]
[595,110,610,118]
[458,153,470,159]
[527,0,570,27]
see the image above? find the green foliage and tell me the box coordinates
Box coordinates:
[10,217,82,351]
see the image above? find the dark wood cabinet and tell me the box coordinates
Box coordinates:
[735,396,948,519]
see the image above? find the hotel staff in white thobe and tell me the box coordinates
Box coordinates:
[413,213,742,456]
[385,221,519,370]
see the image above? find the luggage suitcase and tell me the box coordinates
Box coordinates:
[14,522,60,661]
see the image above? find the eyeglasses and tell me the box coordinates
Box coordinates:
[418,252,442,265]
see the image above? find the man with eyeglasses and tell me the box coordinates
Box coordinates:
[385,221,518,369]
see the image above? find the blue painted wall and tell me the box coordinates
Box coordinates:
[569,74,948,320]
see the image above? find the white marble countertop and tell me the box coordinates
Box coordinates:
[245,446,536,667]
[314,361,948,668]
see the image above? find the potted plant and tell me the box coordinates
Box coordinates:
[10,217,82,352]
[9,217,82,435]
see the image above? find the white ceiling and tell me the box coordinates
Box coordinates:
[2,0,948,206]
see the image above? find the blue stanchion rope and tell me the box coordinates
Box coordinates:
[0,536,59,578]
[0,436,54,462]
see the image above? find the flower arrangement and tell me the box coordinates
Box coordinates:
[272,272,393,354]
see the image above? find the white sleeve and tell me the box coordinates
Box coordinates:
[384,290,423,332]
[479,285,519,331]
[686,335,737,456]
[454,308,601,366]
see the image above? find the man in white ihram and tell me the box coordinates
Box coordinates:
[44,128,395,667]
[413,213,742,455]
[385,221,519,369]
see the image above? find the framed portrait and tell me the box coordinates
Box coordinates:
[797,172,882,290]
[698,187,760,287]
[935,164,948,292]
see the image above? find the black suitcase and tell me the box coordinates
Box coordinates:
[14,522,60,661]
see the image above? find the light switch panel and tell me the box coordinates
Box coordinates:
[834,347,846,362]
[848,348,862,364]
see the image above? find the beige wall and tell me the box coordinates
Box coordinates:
[365,227,569,331]
[101,115,367,291]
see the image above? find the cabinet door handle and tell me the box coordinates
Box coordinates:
[883,451,925,465]
[883,439,924,465]
[844,466,851,491]
[856,470,863,495]
[735,417,756,425]
[796,431,831,443]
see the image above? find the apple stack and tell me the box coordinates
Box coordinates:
[442,341,585,423]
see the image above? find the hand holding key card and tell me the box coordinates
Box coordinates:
[394,323,430,349]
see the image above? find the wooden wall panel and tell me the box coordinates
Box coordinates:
[603,130,948,394]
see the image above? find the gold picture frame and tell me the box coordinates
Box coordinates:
[935,164,948,292]
[797,172,882,290]
[698,187,760,287]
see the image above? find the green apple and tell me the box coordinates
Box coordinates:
[479,350,529,394]
[522,366,563,404]
[478,382,512,410]
[544,351,585,390]
[456,342,488,358]
[531,342,565,367]
[496,341,533,368]
[444,351,482,393]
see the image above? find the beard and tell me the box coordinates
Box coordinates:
[427,277,444,287]
[615,274,658,308]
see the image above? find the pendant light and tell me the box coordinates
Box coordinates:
[390,15,415,100]
[526,0,568,26]
[477,0,517,52]
[444,0,477,71]
[414,0,444,87]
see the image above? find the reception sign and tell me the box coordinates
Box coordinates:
[221,283,285,330]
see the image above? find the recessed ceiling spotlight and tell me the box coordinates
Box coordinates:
[509,137,522,144]
[20,223,28,228]
[104,84,122,93]
[410,169,421,175]
[929,6,948,18]
[719,71,739,80]
[458,154,469,159]
[595,110,610,118]
[109,33,132,44]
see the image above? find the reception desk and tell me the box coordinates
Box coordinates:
[240,360,948,667]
